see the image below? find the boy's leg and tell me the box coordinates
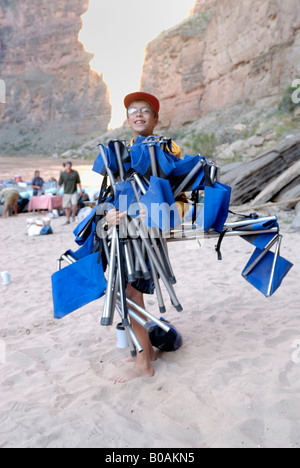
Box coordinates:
[13,203,18,216]
[126,284,157,364]
[108,284,156,383]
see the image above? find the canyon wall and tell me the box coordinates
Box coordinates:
[141,0,300,129]
[0,0,111,155]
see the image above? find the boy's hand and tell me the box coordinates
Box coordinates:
[106,209,127,226]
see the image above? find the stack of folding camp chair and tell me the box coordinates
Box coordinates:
[170,212,293,297]
[52,137,293,356]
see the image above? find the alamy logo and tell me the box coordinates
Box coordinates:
[291,79,300,105]
[0,79,6,104]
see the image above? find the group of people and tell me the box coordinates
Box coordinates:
[1,162,82,221]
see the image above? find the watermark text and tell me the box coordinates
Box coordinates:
[291,79,300,105]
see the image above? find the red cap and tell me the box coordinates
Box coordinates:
[124,92,160,116]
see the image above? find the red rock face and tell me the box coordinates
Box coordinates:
[141,0,300,129]
[0,0,111,155]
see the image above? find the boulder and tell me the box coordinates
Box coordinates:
[290,211,300,231]
[234,124,247,133]
[222,134,300,205]
[247,136,265,147]
[251,160,300,206]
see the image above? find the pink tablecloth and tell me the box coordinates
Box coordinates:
[28,196,63,212]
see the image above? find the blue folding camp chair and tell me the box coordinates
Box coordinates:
[242,237,293,297]
[52,252,107,319]
[140,176,181,233]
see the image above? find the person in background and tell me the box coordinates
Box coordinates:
[57,161,83,224]
[0,187,20,218]
[31,170,44,196]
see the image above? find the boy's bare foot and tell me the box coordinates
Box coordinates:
[108,362,155,383]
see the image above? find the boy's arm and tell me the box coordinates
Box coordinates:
[169,140,188,218]
[169,141,181,159]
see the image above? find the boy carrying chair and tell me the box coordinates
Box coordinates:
[106,92,184,382]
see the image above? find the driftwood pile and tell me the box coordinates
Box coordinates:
[221,133,300,208]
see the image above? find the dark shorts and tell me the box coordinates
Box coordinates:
[127,259,155,295]
[130,277,155,295]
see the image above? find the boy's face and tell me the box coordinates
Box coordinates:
[127,100,158,138]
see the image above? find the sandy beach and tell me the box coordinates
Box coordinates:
[0,195,299,448]
[1,0,299,448]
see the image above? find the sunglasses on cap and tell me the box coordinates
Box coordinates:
[127,107,155,116]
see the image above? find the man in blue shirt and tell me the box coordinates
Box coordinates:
[31,171,44,196]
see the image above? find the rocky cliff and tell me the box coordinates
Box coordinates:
[0,0,111,155]
[141,0,300,129]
